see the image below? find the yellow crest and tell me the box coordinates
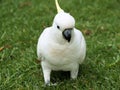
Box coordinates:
[55,0,64,13]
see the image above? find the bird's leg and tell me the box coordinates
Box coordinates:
[70,69,79,79]
[70,65,79,79]
[41,62,51,86]
[43,69,51,86]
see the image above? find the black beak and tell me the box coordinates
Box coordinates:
[62,29,72,42]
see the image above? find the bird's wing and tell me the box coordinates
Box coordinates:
[74,28,86,64]
[37,27,51,61]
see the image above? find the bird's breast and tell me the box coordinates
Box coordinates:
[43,42,80,66]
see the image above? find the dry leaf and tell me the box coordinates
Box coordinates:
[19,1,32,8]
[0,46,4,52]
[83,29,92,36]
[35,59,41,64]
[0,45,12,52]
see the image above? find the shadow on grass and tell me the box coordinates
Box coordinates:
[50,64,98,83]
[50,63,104,84]
[51,71,70,83]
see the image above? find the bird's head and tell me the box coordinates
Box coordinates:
[52,0,75,42]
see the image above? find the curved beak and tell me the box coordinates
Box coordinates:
[62,29,72,42]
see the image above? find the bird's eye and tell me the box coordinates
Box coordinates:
[57,25,60,29]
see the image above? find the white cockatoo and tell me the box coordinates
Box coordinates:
[37,0,86,85]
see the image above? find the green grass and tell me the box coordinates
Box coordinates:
[0,0,120,89]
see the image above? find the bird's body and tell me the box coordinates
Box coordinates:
[37,27,86,71]
[37,0,86,85]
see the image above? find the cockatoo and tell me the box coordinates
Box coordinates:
[37,0,86,85]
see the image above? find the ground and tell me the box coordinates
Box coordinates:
[0,0,120,90]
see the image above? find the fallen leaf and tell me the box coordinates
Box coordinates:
[0,45,12,52]
[35,59,41,64]
[19,1,32,8]
[0,46,4,52]
[83,29,92,36]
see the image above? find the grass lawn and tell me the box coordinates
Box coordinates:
[0,0,120,89]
